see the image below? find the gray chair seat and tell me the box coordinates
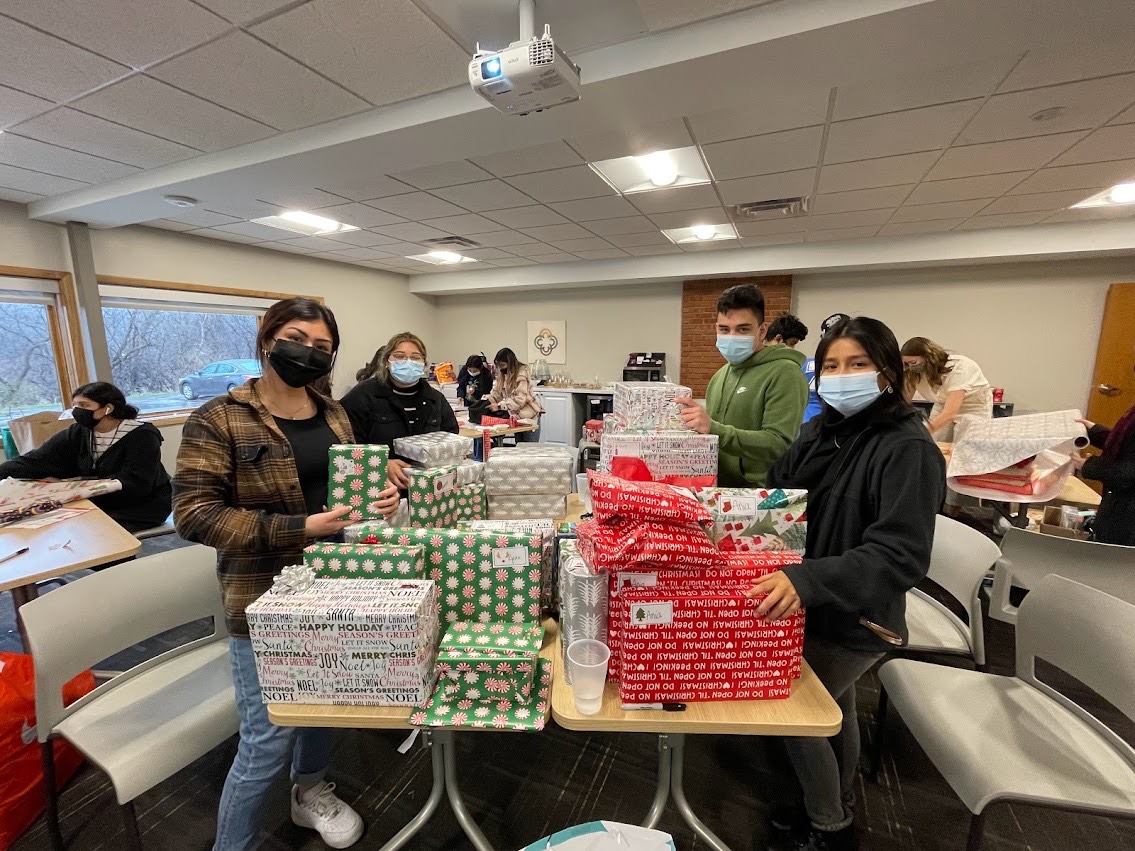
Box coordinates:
[881,659,1135,815]
[903,590,971,655]
[56,640,236,805]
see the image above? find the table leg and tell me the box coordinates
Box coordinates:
[380,732,446,851]
[10,583,39,650]
[668,734,731,851]
[438,730,495,851]
[641,734,673,829]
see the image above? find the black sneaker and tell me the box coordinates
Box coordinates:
[769,806,809,834]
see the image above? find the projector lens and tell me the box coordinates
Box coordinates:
[481,57,502,79]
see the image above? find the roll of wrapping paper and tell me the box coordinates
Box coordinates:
[0,500,62,527]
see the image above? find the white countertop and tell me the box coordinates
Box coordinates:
[535,386,614,395]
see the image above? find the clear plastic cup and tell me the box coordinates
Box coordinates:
[575,473,592,513]
[566,639,609,715]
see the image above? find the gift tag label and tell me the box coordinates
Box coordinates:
[625,573,658,587]
[723,496,758,515]
[629,601,672,626]
[492,546,529,569]
[615,438,642,458]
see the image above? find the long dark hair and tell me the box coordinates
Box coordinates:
[72,382,138,420]
[814,317,911,419]
[256,298,340,367]
[494,347,522,372]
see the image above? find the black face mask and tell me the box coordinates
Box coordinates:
[71,407,100,430]
[268,339,334,388]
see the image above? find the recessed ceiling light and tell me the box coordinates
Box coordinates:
[251,210,360,236]
[662,223,738,244]
[589,146,711,194]
[1071,181,1135,208]
[163,195,198,208]
[406,251,477,265]
[1030,106,1068,122]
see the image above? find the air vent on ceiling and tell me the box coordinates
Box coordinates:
[731,196,809,221]
[423,236,481,249]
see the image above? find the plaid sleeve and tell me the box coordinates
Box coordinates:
[173,408,307,553]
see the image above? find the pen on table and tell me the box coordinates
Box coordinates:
[621,702,687,712]
[0,547,30,566]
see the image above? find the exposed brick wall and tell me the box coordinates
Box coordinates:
[680,276,793,397]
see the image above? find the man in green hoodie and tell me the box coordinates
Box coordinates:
[677,284,809,487]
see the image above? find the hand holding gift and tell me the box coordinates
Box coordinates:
[747,570,802,622]
[387,458,412,489]
[674,397,711,434]
[370,484,401,518]
[304,505,355,538]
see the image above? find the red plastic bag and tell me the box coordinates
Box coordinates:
[0,653,95,850]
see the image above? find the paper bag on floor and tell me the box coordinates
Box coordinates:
[7,412,69,454]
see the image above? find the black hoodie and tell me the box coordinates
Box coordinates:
[768,398,946,652]
[0,422,172,532]
[340,377,459,461]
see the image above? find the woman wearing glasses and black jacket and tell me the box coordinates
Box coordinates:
[340,331,459,491]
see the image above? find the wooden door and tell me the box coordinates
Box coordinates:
[1088,284,1135,427]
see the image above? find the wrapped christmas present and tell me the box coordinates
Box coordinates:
[247,577,438,706]
[411,657,553,731]
[559,540,608,684]
[455,459,485,486]
[484,446,574,495]
[452,483,488,521]
[696,487,808,554]
[488,493,568,520]
[435,622,545,704]
[327,444,389,522]
[588,470,710,527]
[600,433,718,488]
[575,517,724,573]
[393,432,473,467]
[458,519,555,611]
[406,465,459,528]
[583,419,604,444]
[612,382,692,432]
[303,542,425,578]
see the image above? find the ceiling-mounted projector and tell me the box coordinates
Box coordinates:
[468,1,580,116]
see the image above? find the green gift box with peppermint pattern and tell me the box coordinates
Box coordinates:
[328,444,389,522]
[303,542,425,579]
[436,621,545,706]
[440,621,545,654]
[407,465,459,528]
[452,483,488,522]
[411,657,553,731]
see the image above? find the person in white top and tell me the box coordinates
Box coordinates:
[900,337,993,442]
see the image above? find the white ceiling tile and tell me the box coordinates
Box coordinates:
[877,219,966,236]
[958,75,1135,146]
[0,16,127,103]
[466,230,537,247]
[393,161,493,190]
[980,190,1096,215]
[1045,205,1135,223]
[486,258,537,267]
[688,91,829,145]
[549,237,614,252]
[506,242,566,257]
[734,218,813,237]
[817,152,938,193]
[628,184,720,215]
[419,213,506,235]
[3,0,228,68]
[0,133,137,182]
[833,58,1012,120]
[0,163,88,194]
[277,235,356,251]
[717,169,816,205]
[1110,103,1135,126]
[998,41,1135,92]
[0,188,44,204]
[583,216,658,236]
[635,0,773,30]
[318,229,397,247]
[890,199,992,222]
[519,223,595,242]
[904,172,1031,205]
[681,240,738,252]
[258,188,348,210]
[150,32,368,131]
[955,212,1049,229]
[811,185,914,215]
[471,142,584,178]
[825,100,981,165]
[572,248,630,260]
[459,247,515,261]
[145,218,197,232]
[12,108,200,168]
[73,76,275,152]
[482,206,569,229]
[806,209,893,229]
[924,132,1088,181]
[569,119,692,162]
[202,198,281,219]
[805,226,881,242]
[252,0,468,106]
[0,86,53,130]
[703,126,823,181]
[316,202,406,228]
[504,166,616,203]
[624,244,684,256]
[530,253,581,264]
[193,0,297,24]
[213,221,291,241]
[606,231,670,248]
[370,222,452,242]
[1051,124,1135,167]
[549,196,639,222]
[191,228,261,244]
[739,232,805,247]
[325,246,395,260]
[373,241,432,256]
[162,207,242,228]
[368,191,466,220]
[316,174,414,202]
[1007,159,1135,195]
[430,180,535,212]
[648,208,729,230]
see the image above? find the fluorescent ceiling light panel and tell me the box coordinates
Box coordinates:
[662,223,738,244]
[1072,182,1135,208]
[589,146,711,194]
[406,251,477,265]
[251,210,361,236]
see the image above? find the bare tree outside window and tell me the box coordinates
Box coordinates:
[0,302,64,428]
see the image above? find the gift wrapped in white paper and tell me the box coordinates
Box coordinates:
[488,493,568,520]
[612,382,692,432]
[485,446,574,495]
[393,432,473,466]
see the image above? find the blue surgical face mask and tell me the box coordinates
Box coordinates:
[389,359,425,385]
[818,371,884,417]
[716,335,755,365]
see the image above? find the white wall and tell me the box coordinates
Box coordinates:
[0,200,70,270]
[432,283,683,383]
[793,259,1134,414]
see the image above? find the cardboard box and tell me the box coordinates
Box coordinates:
[303,542,425,578]
[327,444,389,522]
[246,578,438,706]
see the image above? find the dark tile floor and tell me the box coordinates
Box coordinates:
[6,535,1134,851]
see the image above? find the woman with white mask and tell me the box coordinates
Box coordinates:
[748,316,945,851]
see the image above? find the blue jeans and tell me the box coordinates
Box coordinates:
[517,421,541,442]
[214,638,336,851]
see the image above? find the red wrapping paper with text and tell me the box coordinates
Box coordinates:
[587,470,711,527]
[576,518,725,573]
[618,589,804,703]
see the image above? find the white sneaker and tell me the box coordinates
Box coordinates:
[291,782,364,849]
